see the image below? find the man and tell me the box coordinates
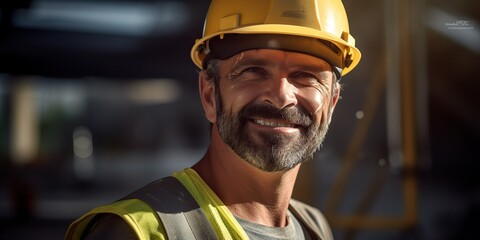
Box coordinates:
[65,0,361,239]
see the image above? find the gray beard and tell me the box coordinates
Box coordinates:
[216,94,330,172]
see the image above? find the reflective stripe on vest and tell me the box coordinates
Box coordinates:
[124,176,219,239]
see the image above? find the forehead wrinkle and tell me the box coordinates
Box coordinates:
[231,52,245,70]
[233,55,277,69]
[286,56,332,71]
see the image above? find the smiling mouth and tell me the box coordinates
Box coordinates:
[253,119,299,128]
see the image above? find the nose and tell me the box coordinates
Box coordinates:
[261,77,298,109]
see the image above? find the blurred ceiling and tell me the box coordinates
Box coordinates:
[0,0,210,85]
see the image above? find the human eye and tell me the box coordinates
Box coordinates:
[229,66,269,81]
[243,66,268,75]
[290,71,321,86]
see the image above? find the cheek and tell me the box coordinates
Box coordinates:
[221,83,260,113]
[297,87,329,115]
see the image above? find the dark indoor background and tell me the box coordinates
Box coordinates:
[0,0,479,239]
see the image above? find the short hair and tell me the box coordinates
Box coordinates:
[204,59,221,86]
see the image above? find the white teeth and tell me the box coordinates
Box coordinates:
[254,119,295,128]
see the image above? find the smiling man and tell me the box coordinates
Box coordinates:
[210,49,336,173]
[65,0,361,239]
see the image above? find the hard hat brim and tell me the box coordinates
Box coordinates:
[191,24,361,76]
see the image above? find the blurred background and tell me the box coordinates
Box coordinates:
[0,0,478,239]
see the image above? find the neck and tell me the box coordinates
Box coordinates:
[192,128,300,227]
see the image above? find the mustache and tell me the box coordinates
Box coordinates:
[238,103,313,127]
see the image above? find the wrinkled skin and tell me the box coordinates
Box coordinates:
[211,49,340,172]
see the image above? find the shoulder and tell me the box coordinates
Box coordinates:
[66,175,189,240]
[84,214,137,240]
[65,199,166,240]
[289,199,334,240]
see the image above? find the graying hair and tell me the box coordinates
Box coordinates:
[204,59,221,87]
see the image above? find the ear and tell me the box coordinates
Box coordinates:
[330,82,341,110]
[199,70,217,123]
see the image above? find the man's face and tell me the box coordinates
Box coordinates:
[212,49,339,172]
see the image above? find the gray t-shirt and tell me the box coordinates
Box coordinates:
[235,210,312,240]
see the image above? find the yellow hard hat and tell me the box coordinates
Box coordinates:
[191,0,361,78]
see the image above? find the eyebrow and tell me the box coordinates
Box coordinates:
[289,60,334,81]
[232,57,274,69]
[226,56,273,80]
[228,54,334,79]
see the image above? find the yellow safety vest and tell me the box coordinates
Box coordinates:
[65,168,332,240]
